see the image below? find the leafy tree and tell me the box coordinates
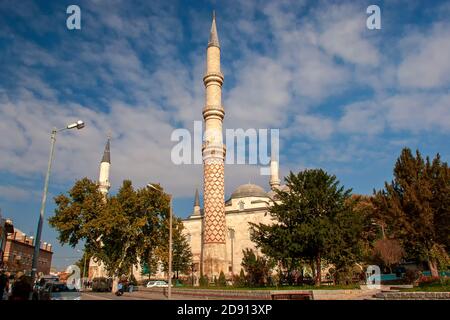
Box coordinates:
[49,178,173,286]
[251,169,363,286]
[373,239,404,273]
[372,149,450,277]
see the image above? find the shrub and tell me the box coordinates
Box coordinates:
[218,271,226,287]
[231,269,246,287]
[199,275,209,287]
[241,249,273,286]
[404,270,422,285]
[213,276,218,286]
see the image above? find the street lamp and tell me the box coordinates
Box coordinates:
[77,249,88,291]
[31,120,85,282]
[147,183,172,300]
[371,221,386,239]
[228,228,235,275]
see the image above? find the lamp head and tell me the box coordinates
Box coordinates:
[67,120,85,130]
[147,183,160,191]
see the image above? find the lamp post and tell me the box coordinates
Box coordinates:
[31,120,85,282]
[77,249,88,291]
[228,228,235,275]
[147,183,172,300]
[371,221,386,239]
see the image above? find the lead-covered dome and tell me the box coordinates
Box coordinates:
[230,183,268,199]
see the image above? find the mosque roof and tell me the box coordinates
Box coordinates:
[229,183,268,200]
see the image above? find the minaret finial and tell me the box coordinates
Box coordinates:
[208,11,220,48]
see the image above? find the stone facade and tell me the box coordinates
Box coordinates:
[3,228,53,275]
[183,187,276,281]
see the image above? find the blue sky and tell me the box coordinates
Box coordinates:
[1,0,450,270]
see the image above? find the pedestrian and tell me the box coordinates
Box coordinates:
[9,273,32,301]
[0,269,9,300]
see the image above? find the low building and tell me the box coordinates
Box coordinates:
[0,213,14,267]
[3,228,53,275]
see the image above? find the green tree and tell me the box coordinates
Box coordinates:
[251,169,363,286]
[49,178,171,285]
[372,148,450,277]
[156,218,193,279]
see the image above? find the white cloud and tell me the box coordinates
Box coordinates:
[0,185,37,201]
[398,22,450,89]
[315,3,380,66]
[295,114,335,140]
[338,101,385,135]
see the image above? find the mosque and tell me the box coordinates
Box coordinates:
[89,13,285,283]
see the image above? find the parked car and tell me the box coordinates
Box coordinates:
[32,276,59,300]
[39,282,80,300]
[146,280,170,288]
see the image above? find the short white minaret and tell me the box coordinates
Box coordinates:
[98,139,111,196]
[269,156,281,189]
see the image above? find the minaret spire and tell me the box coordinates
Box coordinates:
[194,188,200,207]
[101,138,111,164]
[208,11,220,48]
[192,188,201,217]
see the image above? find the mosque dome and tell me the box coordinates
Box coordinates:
[230,183,268,199]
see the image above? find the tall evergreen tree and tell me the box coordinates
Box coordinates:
[372,148,450,277]
[251,169,363,286]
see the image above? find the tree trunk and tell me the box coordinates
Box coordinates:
[112,276,119,293]
[310,260,316,281]
[428,259,439,278]
[315,254,321,286]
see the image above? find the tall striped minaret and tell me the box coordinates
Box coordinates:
[201,12,227,277]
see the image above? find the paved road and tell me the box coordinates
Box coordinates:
[81,290,206,300]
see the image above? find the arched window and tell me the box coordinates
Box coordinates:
[238,200,245,211]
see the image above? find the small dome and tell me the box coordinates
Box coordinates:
[230,184,268,199]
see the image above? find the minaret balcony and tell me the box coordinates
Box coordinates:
[202,106,225,120]
[203,72,224,86]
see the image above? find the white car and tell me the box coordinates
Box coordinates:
[146,280,169,288]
